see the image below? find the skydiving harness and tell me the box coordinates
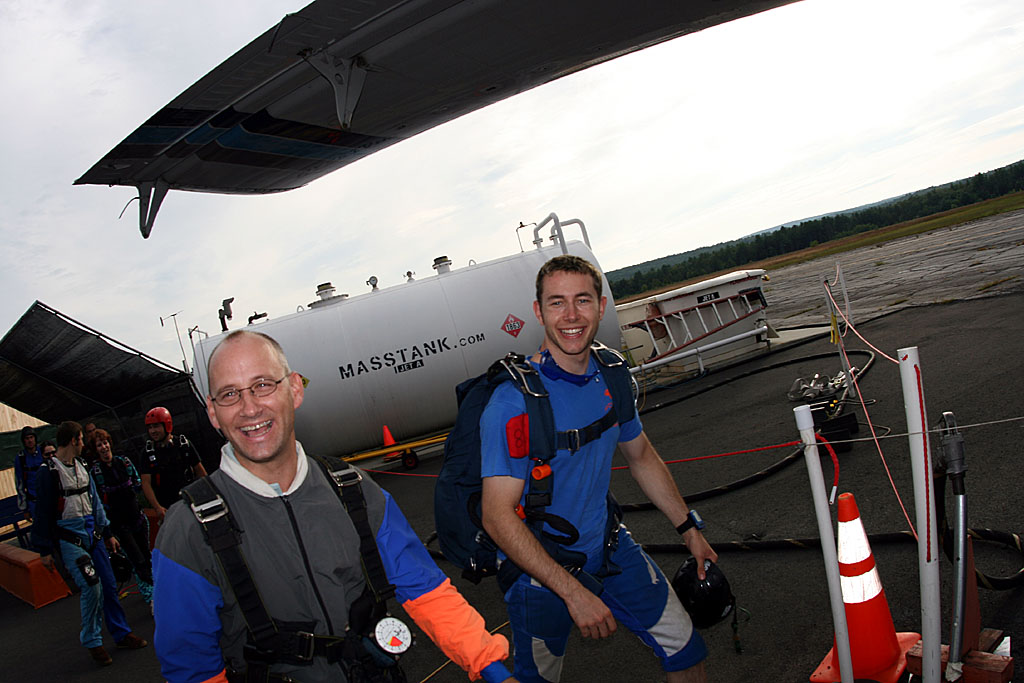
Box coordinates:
[146,434,196,488]
[44,457,92,519]
[436,341,635,594]
[182,456,410,683]
[43,457,104,579]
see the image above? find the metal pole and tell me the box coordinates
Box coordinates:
[897,347,941,683]
[822,271,859,400]
[939,412,968,682]
[794,404,853,683]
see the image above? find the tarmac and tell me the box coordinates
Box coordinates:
[2,212,1022,682]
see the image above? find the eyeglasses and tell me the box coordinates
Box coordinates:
[210,375,289,406]
[42,450,56,457]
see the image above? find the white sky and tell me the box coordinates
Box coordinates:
[1,0,1022,369]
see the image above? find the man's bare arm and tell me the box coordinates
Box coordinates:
[619,432,718,576]
[481,475,616,639]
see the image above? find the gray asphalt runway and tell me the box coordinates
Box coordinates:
[3,213,1021,682]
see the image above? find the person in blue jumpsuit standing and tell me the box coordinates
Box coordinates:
[32,421,149,667]
[480,255,718,683]
[14,425,44,521]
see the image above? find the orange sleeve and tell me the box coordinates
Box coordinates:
[402,578,509,680]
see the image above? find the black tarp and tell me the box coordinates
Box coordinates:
[0,302,222,468]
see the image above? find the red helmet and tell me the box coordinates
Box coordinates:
[145,407,173,435]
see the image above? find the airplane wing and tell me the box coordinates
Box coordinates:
[75,0,798,237]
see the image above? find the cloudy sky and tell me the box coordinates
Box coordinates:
[1,0,1022,370]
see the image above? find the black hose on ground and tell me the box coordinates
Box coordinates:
[622,349,876,513]
[623,348,1024,590]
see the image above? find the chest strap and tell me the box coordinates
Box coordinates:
[554,408,619,453]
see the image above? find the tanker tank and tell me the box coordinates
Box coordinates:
[192,219,622,458]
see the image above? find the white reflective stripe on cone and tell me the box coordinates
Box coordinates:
[837,518,871,563]
[839,566,883,604]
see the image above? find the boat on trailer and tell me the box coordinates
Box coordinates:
[617,269,777,379]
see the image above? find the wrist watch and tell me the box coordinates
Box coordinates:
[675,509,705,535]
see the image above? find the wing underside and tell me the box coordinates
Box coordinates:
[75,0,798,234]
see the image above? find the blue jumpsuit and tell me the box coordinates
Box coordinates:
[481,355,706,682]
[31,458,133,649]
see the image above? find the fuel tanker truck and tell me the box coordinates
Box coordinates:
[191,214,624,459]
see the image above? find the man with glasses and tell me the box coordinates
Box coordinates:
[152,330,515,683]
[140,406,208,521]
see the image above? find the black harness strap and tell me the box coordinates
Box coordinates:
[182,478,285,655]
[310,457,396,605]
[554,409,619,453]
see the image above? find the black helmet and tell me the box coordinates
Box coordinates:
[109,552,134,584]
[672,558,735,629]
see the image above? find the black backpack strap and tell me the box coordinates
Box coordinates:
[591,341,636,427]
[309,456,396,605]
[181,478,283,655]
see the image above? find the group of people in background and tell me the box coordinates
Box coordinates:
[12,408,205,667]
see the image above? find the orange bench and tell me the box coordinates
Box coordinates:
[0,542,71,608]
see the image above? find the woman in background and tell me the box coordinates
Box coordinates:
[88,428,153,605]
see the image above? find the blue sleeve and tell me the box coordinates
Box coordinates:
[618,412,643,443]
[152,548,226,683]
[375,491,447,603]
[479,383,531,480]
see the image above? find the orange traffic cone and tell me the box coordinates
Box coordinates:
[382,425,401,462]
[811,492,919,683]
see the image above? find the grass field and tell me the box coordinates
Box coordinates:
[618,191,1024,303]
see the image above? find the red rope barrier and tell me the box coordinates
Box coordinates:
[611,439,802,471]
[365,438,806,477]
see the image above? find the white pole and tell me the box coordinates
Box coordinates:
[897,346,942,683]
[794,405,853,683]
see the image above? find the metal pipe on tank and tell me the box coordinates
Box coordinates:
[557,218,591,249]
[533,213,564,252]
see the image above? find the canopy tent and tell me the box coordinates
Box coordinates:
[0,302,222,467]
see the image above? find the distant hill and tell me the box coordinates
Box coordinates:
[607,158,1024,298]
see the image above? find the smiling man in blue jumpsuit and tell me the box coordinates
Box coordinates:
[480,255,717,683]
[152,330,516,683]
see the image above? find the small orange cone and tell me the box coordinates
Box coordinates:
[382,425,401,462]
[811,492,919,683]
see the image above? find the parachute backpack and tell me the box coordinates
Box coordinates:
[433,342,635,585]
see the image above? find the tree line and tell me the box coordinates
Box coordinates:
[609,158,1024,299]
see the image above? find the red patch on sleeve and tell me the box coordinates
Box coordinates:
[505,413,529,458]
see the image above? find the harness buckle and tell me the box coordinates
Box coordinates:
[565,429,581,453]
[190,495,228,523]
[328,467,362,488]
[499,355,548,398]
[294,631,316,662]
